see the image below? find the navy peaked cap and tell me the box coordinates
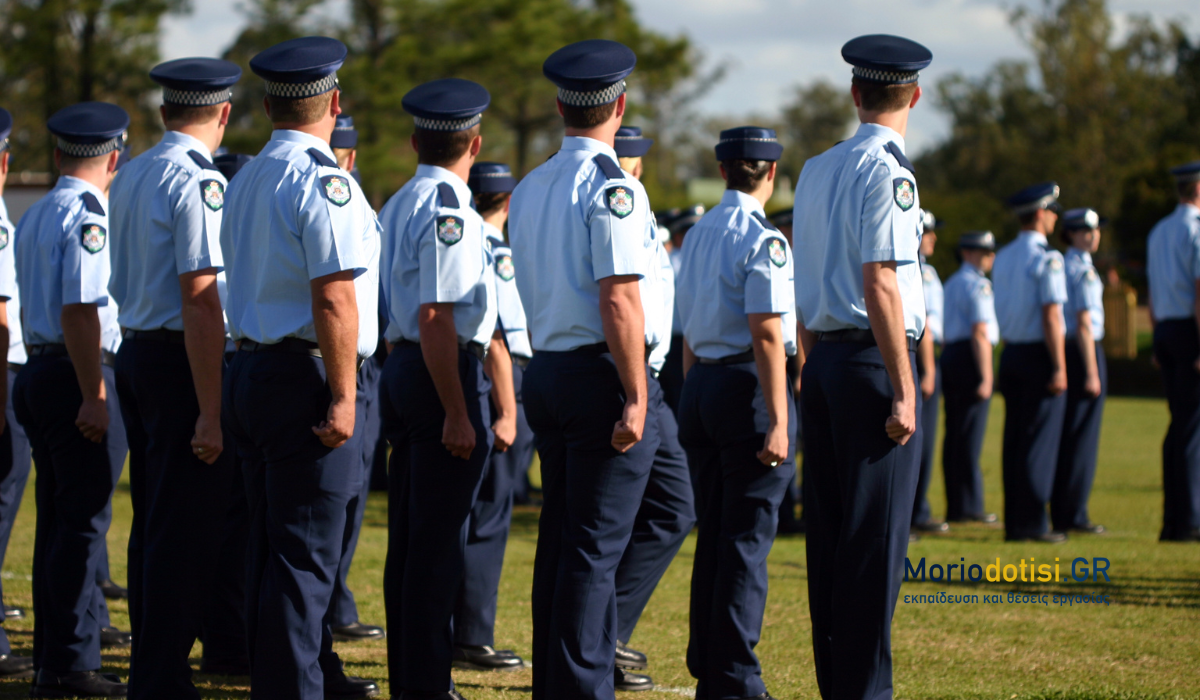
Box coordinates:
[715,126,783,162]
[544,40,636,106]
[1170,161,1200,184]
[0,108,11,151]
[214,153,255,180]
[48,102,129,158]
[614,126,653,158]
[468,162,516,195]
[1007,181,1061,215]
[331,114,358,148]
[842,34,932,84]
[958,231,996,251]
[250,36,346,98]
[1062,207,1105,230]
[151,58,241,106]
[402,79,490,132]
[665,204,705,233]
[921,209,944,231]
[768,209,793,228]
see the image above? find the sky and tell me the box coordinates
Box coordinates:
[160,0,1200,155]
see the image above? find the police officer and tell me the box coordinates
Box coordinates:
[221,36,381,699]
[1053,208,1107,535]
[13,101,129,697]
[913,209,948,534]
[659,205,704,414]
[107,57,241,699]
[993,182,1069,543]
[940,232,999,524]
[615,125,651,180]
[508,39,660,700]
[768,208,805,536]
[378,78,503,700]
[793,34,930,700]
[1146,161,1200,542]
[676,126,796,700]
[452,161,528,673]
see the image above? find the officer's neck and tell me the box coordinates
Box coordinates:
[482,210,508,231]
[59,165,110,195]
[858,109,909,139]
[272,116,336,147]
[422,154,473,187]
[564,121,620,149]
[169,122,223,155]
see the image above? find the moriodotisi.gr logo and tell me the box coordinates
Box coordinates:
[321,175,352,207]
[496,254,515,281]
[81,223,106,254]
[200,180,224,212]
[767,238,787,268]
[893,178,916,211]
[607,186,634,219]
[437,215,464,246]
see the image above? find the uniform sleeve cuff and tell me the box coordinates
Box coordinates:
[308,257,364,281]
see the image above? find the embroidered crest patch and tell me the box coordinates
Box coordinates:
[1049,255,1063,272]
[321,175,352,207]
[893,178,915,211]
[436,215,464,245]
[0,227,8,251]
[979,282,993,297]
[200,179,224,212]
[1086,268,1098,282]
[496,254,515,281]
[81,223,107,254]
[922,267,934,283]
[767,238,787,268]
[606,186,635,219]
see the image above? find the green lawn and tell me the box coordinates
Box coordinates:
[0,396,1197,699]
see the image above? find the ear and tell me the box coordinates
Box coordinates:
[346,149,356,172]
[910,85,922,109]
[613,93,626,120]
[219,102,232,127]
[0,152,8,176]
[470,133,483,157]
[330,89,342,118]
[159,105,168,124]
[54,149,63,171]
[503,195,511,214]
[263,96,272,119]
[107,149,121,174]
[767,162,777,182]
[850,84,863,109]
[410,133,419,154]
[718,162,727,182]
[556,99,565,117]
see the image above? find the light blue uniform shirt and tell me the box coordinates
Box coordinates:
[220,130,379,358]
[508,136,654,352]
[0,199,24,364]
[942,262,999,345]
[676,189,797,360]
[14,176,121,353]
[1146,204,1200,321]
[992,231,1067,343]
[485,223,532,359]
[1064,248,1104,340]
[109,131,226,331]
[921,257,944,344]
[378,164,496,348]
[645,239,675,373]
[792,123,925,337]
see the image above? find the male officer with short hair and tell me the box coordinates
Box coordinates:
[13,101,130,697]
[508,39,661,700]
[793,34,931,700]
[913,209,948,535]
[993,181,1069,543]
[221,36,381,699]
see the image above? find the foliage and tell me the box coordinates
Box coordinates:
[777,79,855,184]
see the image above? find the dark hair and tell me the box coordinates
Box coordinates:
[57,151,111,171]
[1178,180,1200,201]
[1018,210,1040,227]
[162,102,225,127]
[473,191,510,217]
[266,91,334,126]
[722,159,772,194]
[561,100,617,129]
[414,125,479,167]
[852,77,918,113]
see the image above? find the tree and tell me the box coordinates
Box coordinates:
[777,79,855,182]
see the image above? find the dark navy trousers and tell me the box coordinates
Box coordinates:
[201,448,249,667]
[614,373,694,644]
[998,342,1066,538]
[1153,319,1200,537]
[116,338,236,699]
[1052,340,1106,531]
[382,343,491,693]
[96,365,128,629]
[14,355,121,673]
[524,347,657,700]
[454,360,534,648]
[801,342,920,700]
[0,367,32,656]
[223,350,363,700]
[939,341,990,521]
[913,355,941,525]
[679,361,794,700]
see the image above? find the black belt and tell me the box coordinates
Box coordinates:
[27,344,116,367]
[513,355,531,369]
[571,341,654,358]
[124,328,185,344]
[698,349,755,365]
[240,338,368,371]
[8,362,22,373]
[816,329,918,352]
[397,339,488,363]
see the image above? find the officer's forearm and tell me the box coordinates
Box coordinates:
[682,341,696,379]
[485,330,516,421]
[311,272,359,404]
[599,276,647,408]
[418,302,469,420]
[971,323,992,386]
[1077,311,1098,380]
[863,262,915,400]
[1042,304,1066,370]
[180,270,225,419]
[749,313,788,429]
[61,303,105,402]
[918,324,935,378]
[797,321,814,369]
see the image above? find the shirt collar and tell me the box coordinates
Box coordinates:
[1066,247,1092,266]
[720,188,765,217]
[1180,203,1200,218]
[560,135,619,161]
[161,130,212,159]
[55,175,107,204]
[963,261,985,277]
[855,122,906,153]
[482,220,505,244]
[414,164,471,203]
[270,129,337,162]
[1019,230,1048,245]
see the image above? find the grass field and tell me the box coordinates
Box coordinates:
[0,395,1197,699]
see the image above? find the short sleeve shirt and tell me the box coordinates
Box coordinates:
[485,225,532,359]
[942,262,999,345]
[992,231,1067,343]
[1146,204,1200,321]
[0,199,24,364]
[921,257,944,344]
[1064,247,1104,340]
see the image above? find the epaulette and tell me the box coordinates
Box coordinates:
[307,148,337,168]
[436,182,460,209]
[884,142,915,174]
[187,151,219,171]
[80,192,105,216]
[751,211,778,231]
[593,154,623,180]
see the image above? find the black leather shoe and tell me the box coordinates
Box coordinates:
[452,644,524,671]
[31,669,127,697]
[1005,531,1068,543]
[912,520,949,533]
[331,621,386,642]
[0,653,33,678]
[614,640,647,670]
[614,668,654,692]
[1160,527,1200,542]
[4,605,25,620]
[325,674,380,699]
[98,579,128,600]
[1069,522,1106,535]
[100,626,132,648]
[200,657,251,676]
[950,512,998,524]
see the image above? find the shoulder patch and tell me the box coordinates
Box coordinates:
[495,253,515,281]
[751,211,778,231]
[893,178,916,211]
[186,150,219,171]
[606,185,635,219]
[320,174,352,207]
[0,226,8,251]
[436,182,460,209]
[884,142,915,173]
[80,192,105,216]
[81,223,107,254]
[200,179,225,211]
[767,237,788,268]
[922,267,934,283]
[979,281,993,297]
[307,147,338,168]
[436,215,465,245]
[593,154,623,180]
[1048,254,1064,272]
[1085,268,1098,282]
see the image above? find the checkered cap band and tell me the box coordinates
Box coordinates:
[718,136,778,144]
[264,72,339,99]
[413,113,482,132]
[57,135,124,158]
[852,66,920,84]
[473,171,509,178]
[1011,194,1058,216]
[1176,170,1200,184]
[557,80,626,107]
[162,87,232,106]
